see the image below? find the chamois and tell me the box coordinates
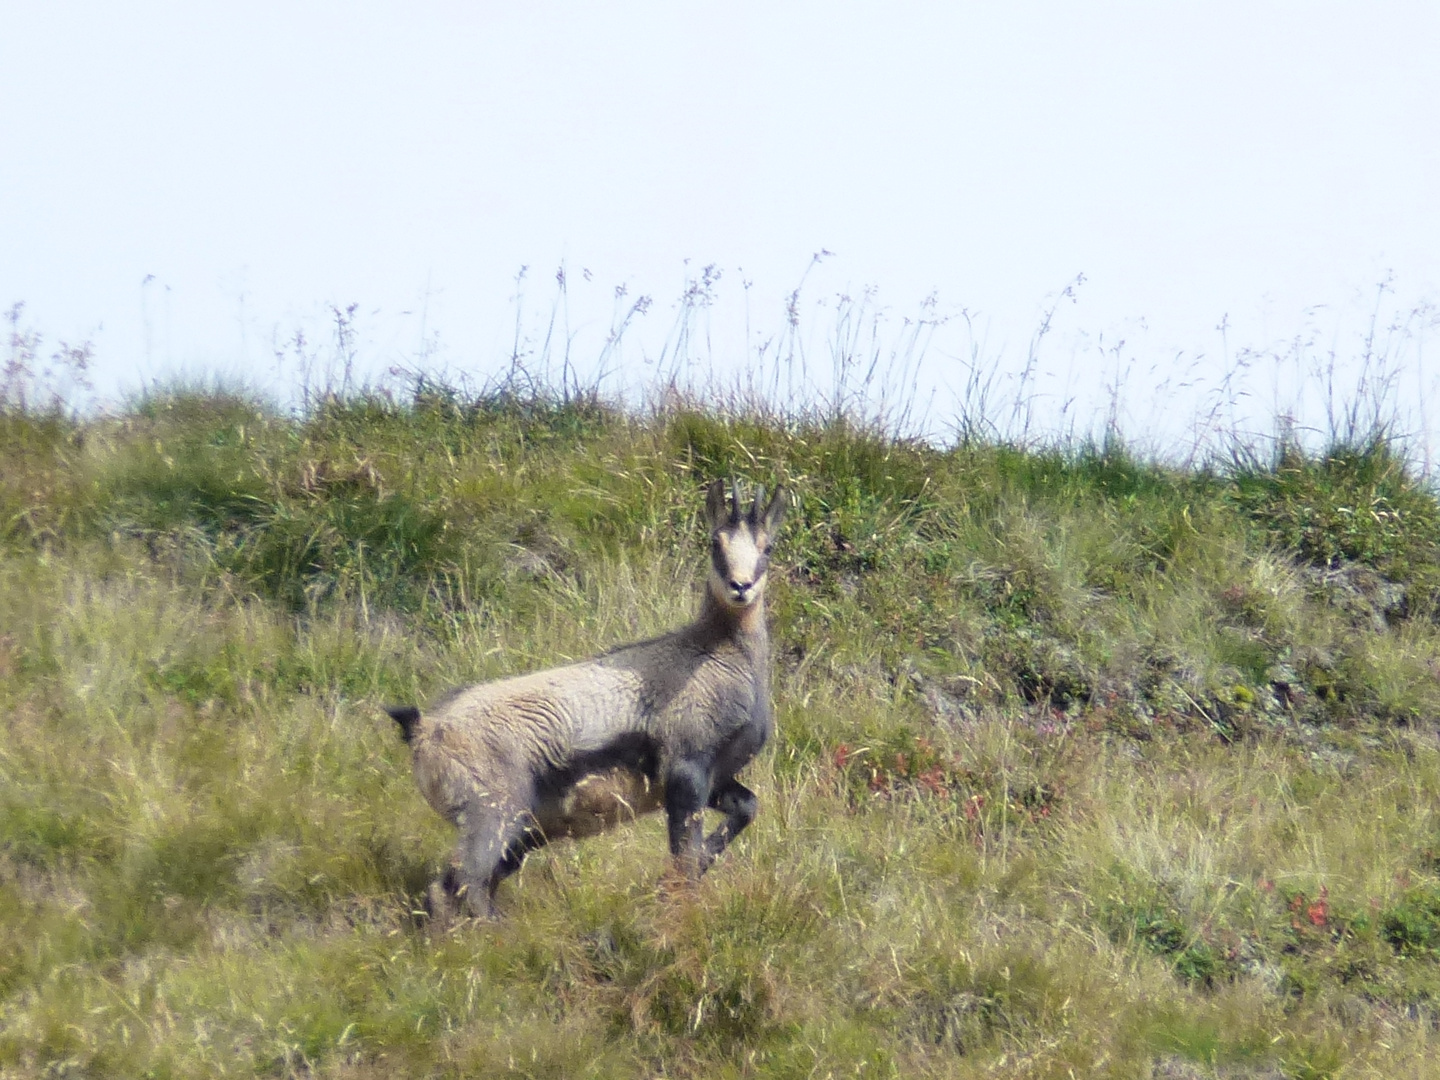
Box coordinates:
[387,479,787,918]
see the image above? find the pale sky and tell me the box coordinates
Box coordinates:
[3,2,1438,450]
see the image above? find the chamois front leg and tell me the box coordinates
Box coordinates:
[702,776,757,869]
[664,760,711,879]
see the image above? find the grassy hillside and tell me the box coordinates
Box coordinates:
[5,384,1440,1077]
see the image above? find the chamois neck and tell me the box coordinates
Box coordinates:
[697,588,770,645]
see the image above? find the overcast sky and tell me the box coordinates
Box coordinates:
[3,2,1438,447]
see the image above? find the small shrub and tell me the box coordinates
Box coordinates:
[1381,887,1440,956]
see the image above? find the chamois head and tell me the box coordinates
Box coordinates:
[704,479,787,613]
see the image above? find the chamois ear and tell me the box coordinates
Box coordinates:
[386,705,421,743]
[705,479,727,529]
[760,485,788,535]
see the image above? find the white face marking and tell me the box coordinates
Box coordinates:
[709,523,770,609]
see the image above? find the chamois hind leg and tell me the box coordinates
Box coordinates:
[496,825,548,880]
[441,797,535,919]
[702,776,758,869]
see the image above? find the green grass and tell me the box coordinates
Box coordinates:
[5,384,1440,1076]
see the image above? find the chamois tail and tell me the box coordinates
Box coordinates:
[386,705,422,743]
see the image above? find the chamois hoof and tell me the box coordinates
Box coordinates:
[421,866,467,930]
[656,864,703,905]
